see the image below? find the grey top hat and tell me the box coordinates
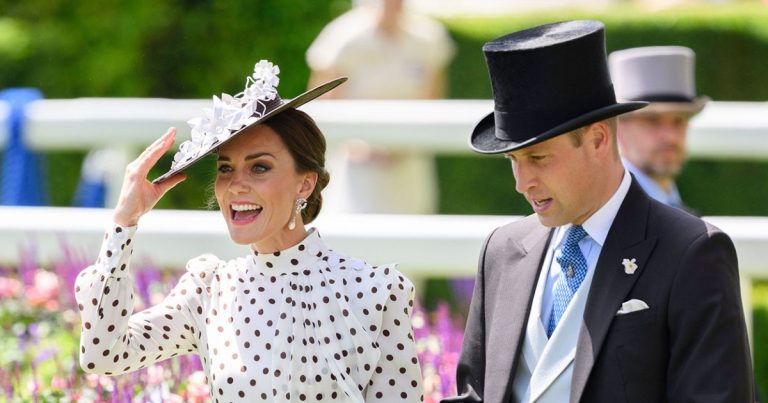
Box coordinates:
[609,46,708,115]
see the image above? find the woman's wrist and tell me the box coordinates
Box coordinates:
[113,211,139,227]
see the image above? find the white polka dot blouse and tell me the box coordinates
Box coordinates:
[75,225,423,402]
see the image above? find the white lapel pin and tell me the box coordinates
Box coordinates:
[622,258,638,274]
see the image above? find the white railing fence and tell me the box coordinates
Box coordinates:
[2,99,766,157]
[3,207,767,278]
[0,207,766,340]
[1,98,766,206]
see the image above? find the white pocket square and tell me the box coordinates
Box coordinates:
[616,299,649,315]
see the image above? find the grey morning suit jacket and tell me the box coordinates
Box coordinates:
[444,179,755,402]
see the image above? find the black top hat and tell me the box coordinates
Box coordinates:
[470,20,647,154]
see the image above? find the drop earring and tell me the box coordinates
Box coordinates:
[288,197,308,230]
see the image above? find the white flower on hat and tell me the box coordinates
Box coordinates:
[170,60,281,171]
[252,60,280,88]
[172,140,201,169]
[211,95,242,140]
[244,81,276,103]
[244,60,280,102]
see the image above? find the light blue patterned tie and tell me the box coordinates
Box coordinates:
[547,225,588,337]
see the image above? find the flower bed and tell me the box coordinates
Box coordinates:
[0,246,464,402]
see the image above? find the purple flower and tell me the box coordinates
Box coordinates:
[33,347,58,365]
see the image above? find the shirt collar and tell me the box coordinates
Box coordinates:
[555,168,632,248]
[250,228,329,272]
[622,158,682,207]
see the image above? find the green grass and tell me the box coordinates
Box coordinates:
[753,280,768,397]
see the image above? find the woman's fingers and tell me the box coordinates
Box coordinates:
[155,172,187,197]
[135,128,176,176]
[112,128,183,226]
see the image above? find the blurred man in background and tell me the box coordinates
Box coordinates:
[609,46,708,212]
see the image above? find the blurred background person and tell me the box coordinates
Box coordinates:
[307,0,454,100]
[306,0,455,214]
[609,46,708,212]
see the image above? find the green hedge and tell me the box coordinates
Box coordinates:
[0,0,350,208]
[0,1,350,98]
[443,5,768,101]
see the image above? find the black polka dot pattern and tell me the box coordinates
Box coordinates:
[76,226,423,402]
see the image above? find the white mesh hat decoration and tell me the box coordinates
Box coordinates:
[153,60,346,183]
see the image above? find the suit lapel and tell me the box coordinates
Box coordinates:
[485,220,552,403]
[571,180,658,402]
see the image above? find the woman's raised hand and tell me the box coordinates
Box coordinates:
[113,128,187,227]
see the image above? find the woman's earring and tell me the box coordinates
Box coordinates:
[288,197,308,230]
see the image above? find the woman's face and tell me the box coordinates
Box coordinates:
[214,124,317,252]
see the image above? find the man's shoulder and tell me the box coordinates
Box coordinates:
[645,197,727,244]
[492,214,546,239]
[483,215,552,254]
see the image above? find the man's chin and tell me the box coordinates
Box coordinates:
[648,164,682,179]
[534,213,563,228]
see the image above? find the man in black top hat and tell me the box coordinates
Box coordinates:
[443,20,754,402]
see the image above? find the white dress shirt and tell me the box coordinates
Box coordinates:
[539,169,632,328]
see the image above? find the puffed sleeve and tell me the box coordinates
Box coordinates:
[366,267,424,402]
[75,223,214,375]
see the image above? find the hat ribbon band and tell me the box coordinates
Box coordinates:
[628,94,695,103]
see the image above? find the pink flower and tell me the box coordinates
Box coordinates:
[0,277,21,298]
[146,365,166,386]
[163,393,184,403]
[186,371,210,402]
[85,373,111,388]
[26,269,61,310]
[50,376,66,391]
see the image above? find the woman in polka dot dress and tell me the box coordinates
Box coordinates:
[75,61,423,402]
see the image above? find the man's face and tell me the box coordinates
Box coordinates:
[617,112,690,179]
[507,131,603,227]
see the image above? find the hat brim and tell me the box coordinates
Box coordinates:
[621,96,709,117]
[152,77,347,184]
[469,101,648,154]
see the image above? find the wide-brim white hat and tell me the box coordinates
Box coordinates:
[153,60,346,184]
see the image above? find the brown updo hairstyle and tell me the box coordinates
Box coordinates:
[262,108,329,224]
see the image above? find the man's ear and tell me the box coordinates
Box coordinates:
[587,121,612,155]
